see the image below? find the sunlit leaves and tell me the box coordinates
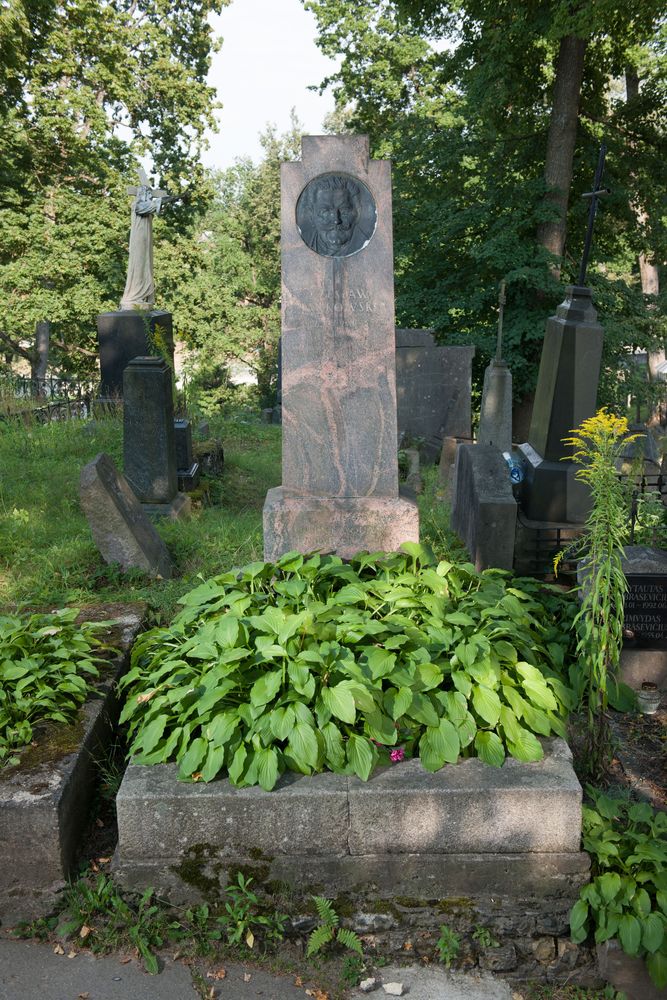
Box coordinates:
[119,550,575,793]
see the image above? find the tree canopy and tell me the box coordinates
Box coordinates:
[0,0,226,372]
[306,0,667,416]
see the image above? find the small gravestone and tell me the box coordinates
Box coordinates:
[174,418,200,491]
[450,445,517,570]
[622,546,667,651]
[79,453,172,578]
[263,135,418,559]
[123,357,190,519]
[395,330,474,462]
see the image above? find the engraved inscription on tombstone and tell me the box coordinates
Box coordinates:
[624,574,667,650]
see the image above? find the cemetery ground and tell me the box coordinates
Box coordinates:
[0,408,665,1000]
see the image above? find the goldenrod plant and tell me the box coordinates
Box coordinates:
[555,409,639,779]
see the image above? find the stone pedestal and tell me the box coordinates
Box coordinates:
[478,359,513,453]
[263,135,418,558]
[96,310,174,397]
[123,357,189,520]
[518,286,603,523]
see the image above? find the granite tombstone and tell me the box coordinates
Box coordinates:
[395,330,474,462]
[123,357,189,519]
[263,135,418,559]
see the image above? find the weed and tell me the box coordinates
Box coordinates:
[436,923,460,967]
[306,897,363,958]
[211,873,286,951]
[472,923,499,948]
[340,953,366,986]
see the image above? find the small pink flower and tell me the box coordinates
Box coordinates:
[390,747,405,763]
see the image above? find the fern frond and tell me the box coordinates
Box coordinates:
[313,896,338,928]
[306,924,334,957]
[336,927,363,955]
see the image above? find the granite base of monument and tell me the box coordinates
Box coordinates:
[263,488,419,561]
[114,739,592,983]
[0,607,144,923]
[518,442,592,524]
[141,493,192,521]
[97,310,174,397]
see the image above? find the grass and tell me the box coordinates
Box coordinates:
[0,409,280,619]
[0,407,463,620]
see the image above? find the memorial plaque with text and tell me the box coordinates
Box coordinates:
[624,574,667,650]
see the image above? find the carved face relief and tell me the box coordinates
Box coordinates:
[296,173,376,257]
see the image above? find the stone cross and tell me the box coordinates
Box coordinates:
[577,143,611,286]
[495,280,506,362]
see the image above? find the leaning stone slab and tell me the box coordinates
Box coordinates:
[0,606,145,923]
[80,452,172,579]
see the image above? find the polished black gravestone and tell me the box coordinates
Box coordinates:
[622,547,667,651]
[517,286,603,523]
[174,418,200,492]
[123,357,189,519]
[97,310,174,397]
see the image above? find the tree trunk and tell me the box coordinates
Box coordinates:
[536,34,588,274]
[31,320,50,391]
[626,68,665,414]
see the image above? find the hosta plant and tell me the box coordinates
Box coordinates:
[120,544,576,790]
[0,608,110,765]
[570,787,667,988]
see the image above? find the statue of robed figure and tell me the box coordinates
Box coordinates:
[120,167,177,311]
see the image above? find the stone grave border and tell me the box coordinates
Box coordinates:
[0,606,145,923]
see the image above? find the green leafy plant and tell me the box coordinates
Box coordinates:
[0,608,111,765]
[555,410,639,779]
[472,923,499,948]
[570,787,667,989]
[120,545,576,789]
[436,923,460,967]
[210,872,286,950]
[306,897,363,958]
[56,874,181,974]
[340,953,366,985]
[632,488,667,549]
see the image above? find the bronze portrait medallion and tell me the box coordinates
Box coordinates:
[296,173,377,257]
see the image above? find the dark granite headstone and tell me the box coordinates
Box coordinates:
[97,310,174,397]
[263,135,418,559]
[174,418,200,492]
[123,357,189,518]
[450,444,517,571]
[517,286,603,523]
[622,546,667,651]
[395,330,474,462]
[624,575,667,649]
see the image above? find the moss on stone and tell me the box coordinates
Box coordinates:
[171,843,222,898]
[1,713,87,781]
